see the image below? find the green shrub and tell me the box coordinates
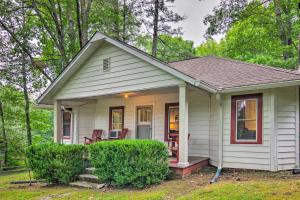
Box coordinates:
[26,143,86,184]
[89,139,169,188]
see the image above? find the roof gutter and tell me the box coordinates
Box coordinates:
[194,80,217,94]
[219,79,300,94]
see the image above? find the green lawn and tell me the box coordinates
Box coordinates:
[1,169,300,200]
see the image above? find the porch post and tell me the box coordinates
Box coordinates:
[72,107,79,144]
[53,100,62,143]
[178,84,189,167]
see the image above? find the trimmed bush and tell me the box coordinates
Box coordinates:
[26,143,86,184]
[89,139,169,188]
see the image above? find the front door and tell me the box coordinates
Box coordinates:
[136,106,152,139]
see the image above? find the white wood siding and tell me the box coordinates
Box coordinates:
[276,86,299,170]
[78,103,96,144]
[222,90,272,170]
[209,95,219,166]
[55,42,183,100]
[188,90,210,157]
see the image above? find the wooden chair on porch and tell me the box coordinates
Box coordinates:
[118,128,128,139]
[167,133,190,163]
[84,129,103,145]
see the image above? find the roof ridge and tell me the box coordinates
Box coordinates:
[167,56,201,63]
[209,56,300,76]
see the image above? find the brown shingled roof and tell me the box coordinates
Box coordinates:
[168,56,300,90]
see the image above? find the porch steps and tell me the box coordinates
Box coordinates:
[69,167,104,189]
[85,167,95,174]
[78,174,100,183]
[69,181,105,189]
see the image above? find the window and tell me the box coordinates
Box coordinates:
[165,103,179,140]
[63,111,71,139]
[103,57,111,72]
[109,106,124,130]
[231,94,262,144]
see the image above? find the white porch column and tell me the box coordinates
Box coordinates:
[53,100,62,143]
[178,84,189,167]
[72,107,80,144]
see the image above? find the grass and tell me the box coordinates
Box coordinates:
[1,168,300,200]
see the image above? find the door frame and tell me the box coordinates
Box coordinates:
[136,105,153,139]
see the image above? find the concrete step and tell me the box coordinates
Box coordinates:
[79,174,100,183]
[69,181,105,189]
[85,167,95,174]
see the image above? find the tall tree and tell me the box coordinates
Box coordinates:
[203,0,300,68]
[76,0,93,47]
[139,0,184,57]
[0,0,53,82]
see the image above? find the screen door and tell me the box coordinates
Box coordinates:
[136,106,152,139]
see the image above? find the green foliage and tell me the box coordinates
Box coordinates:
[0,85,53,167]
[89,139,169,188]
[137,34,196,62]
[26,143,86,184]
[195,39,224,57]
[199,0,300,69]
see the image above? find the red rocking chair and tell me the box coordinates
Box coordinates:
[84,129,103,145]
[167,133,190,163]
[118,128,128,139]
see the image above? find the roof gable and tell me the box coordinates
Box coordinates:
[54,42,184,100]
[38,32,214,104]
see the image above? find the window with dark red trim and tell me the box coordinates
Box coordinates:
[231,93,263,144]
[164,103,179,141]
[63,111,71,139]
[109,106,124,130]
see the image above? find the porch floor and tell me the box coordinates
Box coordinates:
[169,156,209,178]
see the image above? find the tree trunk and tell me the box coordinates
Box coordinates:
[0,101,8,166]
[122,0,127,42]
[21,64,32,146]
[67,0,77,56]
[151,0,159,57]
[112,0,121,39]
[76,0,83,48]
[76,0,92,47]
[274,0,293,60]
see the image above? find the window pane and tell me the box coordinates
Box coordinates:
[111,108,123,130]
[169,107,179,133]
[112,124,122,130]
[112,109,123,123]
[237,99,257,120]
[237,120,257,140]
[63,112,71,136]
[236,99,257,141]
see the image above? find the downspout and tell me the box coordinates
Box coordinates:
[210,93,223,184]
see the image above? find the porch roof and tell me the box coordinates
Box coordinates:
[37,32,300,105]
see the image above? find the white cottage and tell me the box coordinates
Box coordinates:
[38,32,300,175]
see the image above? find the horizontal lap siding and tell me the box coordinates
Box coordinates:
[55,42,182,99]
[188,91,210,157]
[276,87,298,170]
[222,90,271,170]
[209,95,219,167]
[78,103,96,144]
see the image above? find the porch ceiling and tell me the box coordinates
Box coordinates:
[59,86,179,105]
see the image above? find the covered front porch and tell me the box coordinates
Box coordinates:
[53,84,211,171]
